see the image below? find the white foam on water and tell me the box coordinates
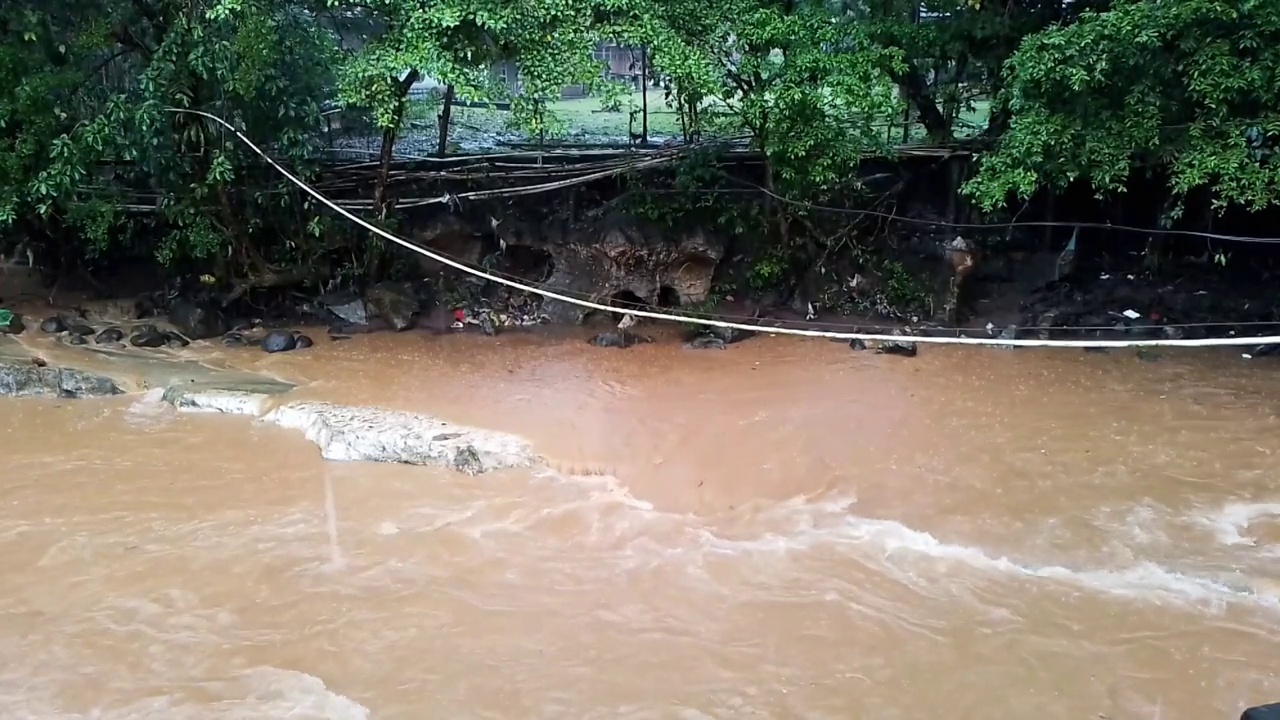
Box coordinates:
[122,388,175,427]
[0,668,368,720]
[376,469,1279,612]
[1197,501,1280,546]
[702,497,1277,610]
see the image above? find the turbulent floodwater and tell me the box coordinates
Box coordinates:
[1,331,1279,719]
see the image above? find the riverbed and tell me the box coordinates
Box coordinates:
[1,330,1278,718]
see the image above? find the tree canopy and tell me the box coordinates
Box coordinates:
[2,0,1277,281]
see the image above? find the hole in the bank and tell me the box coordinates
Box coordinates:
[656,285,682,308]
[608,289,647,322]
[501,244,554,282]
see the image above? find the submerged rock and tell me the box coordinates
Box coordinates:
[164,331,190,349]
[223,332,247,348]
[876,329,918,357]
[263,402,539,474]
[995,325,1019,350]
[168,298,227,340]
[0,358,121,398]
[129,327,167,348]
[294,334,314,349]
[62,334,87,346]
[40,316,66,333]
[261,329,297,353]
[94,327,125,344]
[588,331,652,349]
[849,338,868,351]
[684,335,726,350]
[684,321,757,350]
[67,323,95,337]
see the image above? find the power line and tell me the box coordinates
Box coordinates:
[167,108,1280,350]
[725,178,1280,245]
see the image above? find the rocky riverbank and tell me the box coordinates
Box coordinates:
[0,334,542,477]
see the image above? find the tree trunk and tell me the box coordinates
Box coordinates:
[896,66,951,143]
[640,48,649,143]
[368,70,420,281]
[436,84,455,157]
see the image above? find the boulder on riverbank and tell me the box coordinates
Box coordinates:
[0,358,121,398]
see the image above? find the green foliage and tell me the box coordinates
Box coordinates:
[1,0,334,271]
[968,0,1280,213]
[617,0,903,196]
[5,0,1279,296]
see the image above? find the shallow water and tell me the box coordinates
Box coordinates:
[2,332,1279,718]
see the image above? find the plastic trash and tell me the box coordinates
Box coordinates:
[1121,309,1142,320]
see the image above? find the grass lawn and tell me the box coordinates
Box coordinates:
[395,88,991,151]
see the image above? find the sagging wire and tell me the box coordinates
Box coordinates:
[165,107,1280,349]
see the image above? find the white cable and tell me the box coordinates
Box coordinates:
[171,108,1280,350]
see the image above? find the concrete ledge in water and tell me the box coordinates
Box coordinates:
[263,402,540,475]
[161,380,295,415]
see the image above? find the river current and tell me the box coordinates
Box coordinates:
[1,331,1278,718]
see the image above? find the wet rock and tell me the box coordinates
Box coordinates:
[875,329,918,357]
[479,312,498,337]
[849,338,868,351]
[168,298,227,340]
[294,334,314,349]
[691,325,756,348]
[1162,325,1186,340]
[229,317,254,332]
[94,327,125,344]
[0,358,121,398]
[995,325,1019,350]
[318,290,370,326]
[365,281,420,332]
[261,329,297,353]
[451,445,485,475]
[684,335,726,350]
[328,319,389,335]
[1033,311,1060,340]
[1250,344,1280,357]
[40,316,66,333]
[535,217,725,324]
[129,327,167,348]
[76,298,149,324]
[263,401,539,473]
[67,323,94,337]
[0,312,25,335]
[588,331,652,349]
[62,334,87,346]
[223,332,247,348]
[163,331,190,348]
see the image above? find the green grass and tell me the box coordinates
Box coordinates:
[400,88,992,150]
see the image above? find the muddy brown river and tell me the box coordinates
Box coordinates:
[2,331,1279,719]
